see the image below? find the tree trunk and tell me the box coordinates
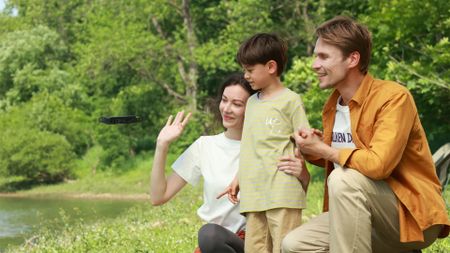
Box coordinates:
[182,0,198,112]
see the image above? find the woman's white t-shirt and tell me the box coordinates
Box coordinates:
[172,133,246,233]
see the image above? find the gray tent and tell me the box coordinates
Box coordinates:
[433,143,450,192]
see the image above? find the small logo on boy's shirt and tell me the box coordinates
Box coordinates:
[265,117,281,134]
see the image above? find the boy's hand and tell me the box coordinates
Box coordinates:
[311,128,323,140]
[217,177,240,204]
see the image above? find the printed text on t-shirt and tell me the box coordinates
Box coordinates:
[332,132,353,143]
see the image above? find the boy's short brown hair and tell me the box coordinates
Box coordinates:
[236,33,288,76]
[316,16,372,74]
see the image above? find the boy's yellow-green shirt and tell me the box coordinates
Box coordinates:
[239,88,309,213]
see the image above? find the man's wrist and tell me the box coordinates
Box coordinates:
[324,145,340,164]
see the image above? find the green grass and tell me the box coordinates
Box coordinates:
[5,186,204,253]
[1,150,449,252]
[18,167,150,196]
[3,147,160,196]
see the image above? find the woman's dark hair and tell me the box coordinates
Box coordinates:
[216,72,254,101]
[211,73,256,125]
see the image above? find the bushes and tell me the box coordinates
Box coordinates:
[95,125,132,171]
[25,93,93,157]
[0,94,86,183]
[1,128,76,183]
[0,25,91,183]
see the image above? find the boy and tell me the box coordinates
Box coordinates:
[236,33,310,253]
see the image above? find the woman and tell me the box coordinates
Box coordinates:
[150,73,305,253]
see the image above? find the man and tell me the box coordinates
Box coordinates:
[282,16,449,253]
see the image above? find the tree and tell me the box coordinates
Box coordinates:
[361,0,450,151]
[10,0,85,46]
[0,108,77,182]
[284,57,331,129]
[1,0,447,176]
[0,25,67,107]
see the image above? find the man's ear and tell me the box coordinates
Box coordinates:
[266,60,278,75]
[348,51,360,69]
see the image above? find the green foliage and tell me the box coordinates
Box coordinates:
[0,127,76,182]
[360,0,450,151]
[95,124,132,171]
[110,83,173,153]
[3,93,93,157]
[285,56,318,93]
[0,0,448,180]
[0,92,90,182]
[92,82,174,170]
[0,11,26,35]
[197,0,274,72]
[3,149,152,195]
[301,85,331,130]
[0,25,67,104]
[285,57,331,129]
[70,3,151,98]
[11,0,86,45]
[25,93,93,156]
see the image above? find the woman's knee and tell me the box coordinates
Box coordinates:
[199,223,219,238]
[198,224,226,251]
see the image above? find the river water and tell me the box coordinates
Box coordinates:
[0,196,143,251]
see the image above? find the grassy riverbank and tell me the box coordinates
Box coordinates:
[1,151,449,252]
[0,147,157,198]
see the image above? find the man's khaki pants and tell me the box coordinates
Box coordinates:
[282,167,442,253]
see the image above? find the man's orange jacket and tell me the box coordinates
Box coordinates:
[308,74,449,242]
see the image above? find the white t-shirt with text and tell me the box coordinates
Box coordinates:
[331,97,356,170]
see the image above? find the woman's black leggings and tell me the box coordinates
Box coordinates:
[198,223,244,253]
